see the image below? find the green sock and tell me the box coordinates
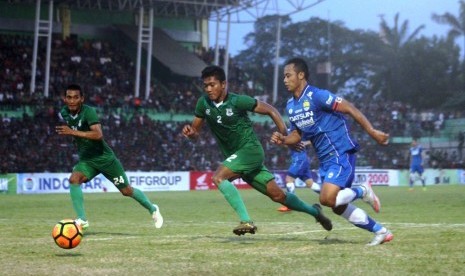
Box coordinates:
[218,180,252,222]
[284,193,318,216]
[131,188,156,214]
[69,184,86,220]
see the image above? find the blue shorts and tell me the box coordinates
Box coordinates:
[410,164,424,175]
[319,152,356,188]
[287,158,312,181]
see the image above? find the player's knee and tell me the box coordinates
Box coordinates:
[69,174,85,184]
[270,192,286,203]
[319,195,336,208]
[211,174,225,186]
[120,186,133,197]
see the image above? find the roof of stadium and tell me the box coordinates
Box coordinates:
[2,0,326,22]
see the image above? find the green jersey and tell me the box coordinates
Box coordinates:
[60,104,115,162]
[194,93,262,157]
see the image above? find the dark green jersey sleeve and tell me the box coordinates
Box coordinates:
[85,106,100,126]
[194,96,207,118]
[235,94,258,112]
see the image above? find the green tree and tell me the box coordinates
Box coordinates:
[235,16,382,98]
[399,37,460,108]
[376,13,425,100]
[234,15,292,94]
[432,0,465,60]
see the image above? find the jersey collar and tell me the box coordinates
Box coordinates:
[295,84,311,102]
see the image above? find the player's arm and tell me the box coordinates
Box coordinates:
[56,123,103,140]
[335,98,389,145]
[271,129,302,146]
[253,101,287,135]
[182,116,204,140]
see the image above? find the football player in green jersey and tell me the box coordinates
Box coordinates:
[182,65,332,235]
[56,84,163,231]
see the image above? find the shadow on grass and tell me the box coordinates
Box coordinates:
[316,236,358,245]
[82,231,136,237]
[54,252,84,257]
[198,234,358,245]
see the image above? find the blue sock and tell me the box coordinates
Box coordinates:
[351,186,364,199]
[355,216,383,233]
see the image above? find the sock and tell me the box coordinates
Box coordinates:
[284,193,318,216]
[218,180,251,222]
[341,204,383,233]
[131,188,156,214]
[335,188,358,207]
[310,182,321,194]
[70,184,86,220]
[286,182,295,193]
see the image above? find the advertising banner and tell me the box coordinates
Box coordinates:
[0,173,17,193]
[352,169,399,187]
[17,173,110,194]
[398,169,460,186]
[189,170,315,190]
[189,171,252,190]
[459,170,465,185]
[127,171,189,191]
[17,172,190,194]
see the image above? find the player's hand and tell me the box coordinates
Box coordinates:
[371,129,390,145]
[55,125,74,136]
[289,142,305,152]
[270,132,285,145]
[182,125,197,139]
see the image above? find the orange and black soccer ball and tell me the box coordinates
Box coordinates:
[51,219,83,249]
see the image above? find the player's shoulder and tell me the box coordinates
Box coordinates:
[80,104,96,113]
[59,105,68,116]
[307,85,332,99]
[228,92,250,101]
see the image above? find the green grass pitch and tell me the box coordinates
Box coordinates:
[1,185,464,275]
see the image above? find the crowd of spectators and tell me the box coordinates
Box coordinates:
[1,33,464,173]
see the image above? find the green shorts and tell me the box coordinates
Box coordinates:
[223,145,275,195]
[73,158,129,188]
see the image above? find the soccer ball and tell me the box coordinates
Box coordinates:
[52,219,83,249]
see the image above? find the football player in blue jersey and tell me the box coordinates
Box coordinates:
[277,140,321,212]
[271,57,393,246]
[409,139,426,191]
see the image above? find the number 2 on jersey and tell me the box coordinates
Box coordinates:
[225,154,237,162]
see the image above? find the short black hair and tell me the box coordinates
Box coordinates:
[284,57,309,81]
[66,84,83,96]
[201,65,226,82]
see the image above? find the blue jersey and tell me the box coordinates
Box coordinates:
[287,148,312,181]
[409,145,424,174]
[286,85,359,163]
[410,146,423,166]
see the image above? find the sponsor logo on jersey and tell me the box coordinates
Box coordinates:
[326,95,333,105]
[289,111,315,128]
[226,108,233,116]
[303,100,310,111]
